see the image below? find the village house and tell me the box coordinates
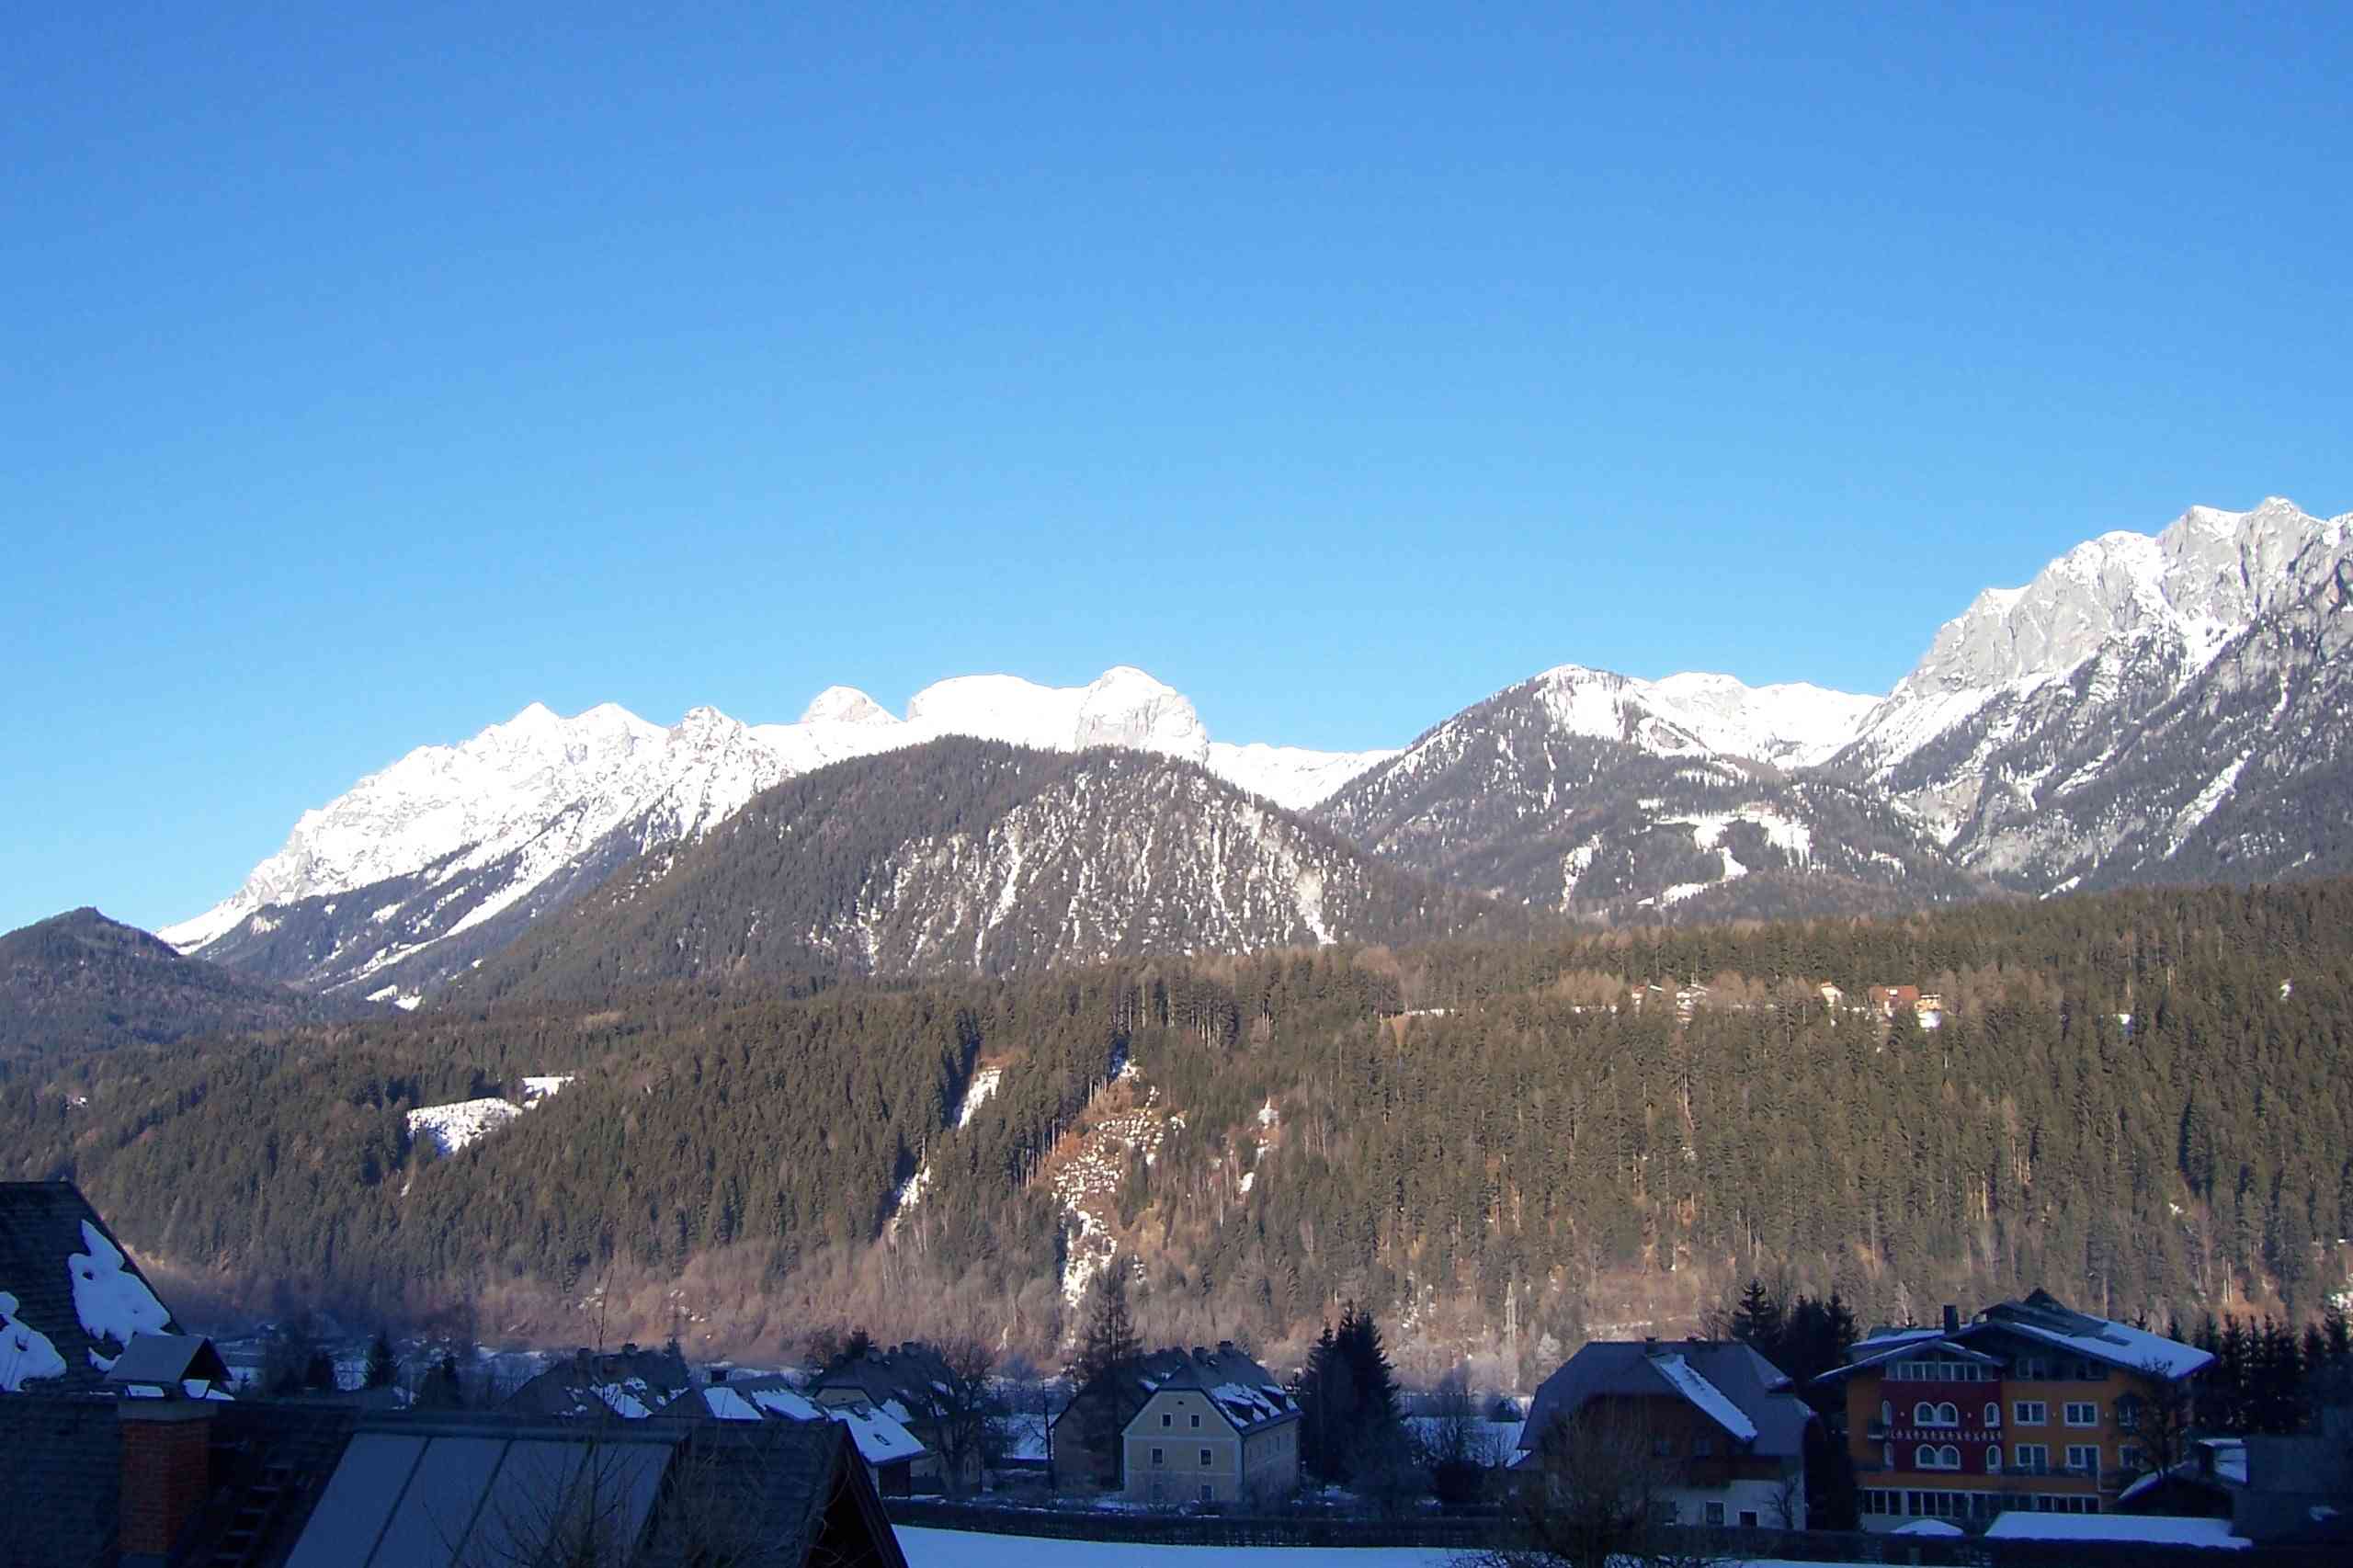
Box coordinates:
[1120,1342,1301,1506]
[1516,1336,1814,1529]
[1052,1342,1301,1504]
[808,1340,978,1493]
[1814,1290,2212,1532]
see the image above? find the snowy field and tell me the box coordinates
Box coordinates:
[894,1529,1884,1567]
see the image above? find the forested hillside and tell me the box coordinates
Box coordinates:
[4,881,2346,1381]
[0,907,356,1058]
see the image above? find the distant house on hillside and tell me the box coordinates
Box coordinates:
[1517,1336,1814,1529]
[1867,985,1920,1017]
[714,1372,930,1496]
[1,1180,182,1398]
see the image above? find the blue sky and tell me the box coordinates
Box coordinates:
[4,2,2347,935]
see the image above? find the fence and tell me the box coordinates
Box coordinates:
[886,1503,2341,1565]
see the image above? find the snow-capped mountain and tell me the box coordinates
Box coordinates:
[163,667,1395,996]
[1316,665,1977,918]
[459,737,1538,1001]
[1836,497,2353,888]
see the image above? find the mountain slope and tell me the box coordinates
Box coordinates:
[0,908,351,1056]
[165,667,1396,997]
[1317,665,1979,918]
[1836,496,2353,890]
[460,737,1539,1003]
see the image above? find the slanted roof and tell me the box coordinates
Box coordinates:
[641,1420,908,1568]
[1815,1291,2212,1385]
[1978,1290,2214,1379]
[1132,1344,1299,1436]
[503,1346,693,1420]
[0,1181,180,1395]
[102,1330,232,1393]
[705,1374,930,1469]
[281,1415,682,1568]
[1520,1340,1812,1460]
[809,1341,960,1418]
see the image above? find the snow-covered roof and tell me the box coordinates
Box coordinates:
[0,1183,184,1395]
[1986,1309,2213,1378]
[1820,1291,2211,1384]
[1984,1512,2250,1548]
[1130,1345,1298,1435]
[1649,1353,1757,1440]
[705,1376,929,1467]
[828,1400,927,1466]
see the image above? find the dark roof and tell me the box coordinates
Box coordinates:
[503,1346,694,1420]
[102,1331,231,1391]
[641,1418,907,1568]
[0,1182,182,1397]
[810,1341,958,1416]
[0,1394,121,1568]
[1520,1339,1812,1460]
[1134,1344,1299,1435]
[1815,1291,2211,1384]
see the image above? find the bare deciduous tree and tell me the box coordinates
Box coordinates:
[1453,1403,1725,1568]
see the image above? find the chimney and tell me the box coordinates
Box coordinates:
[1218,1341,1236,1358]
[710,1368,729,1385]
[1942,1305,1960,1336]
[117,1397,216,1566]
[1643,1336,1659,1356]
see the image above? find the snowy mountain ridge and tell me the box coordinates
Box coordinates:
[160,666,1393,958]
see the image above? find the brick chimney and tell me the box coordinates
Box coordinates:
[117,1399,216,1566]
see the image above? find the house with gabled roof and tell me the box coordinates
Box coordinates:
[1814,1290,2214,1532]
[1517,1336,1814,1529]
[1108,1341,1301,1506]
[808,1341,975,1493]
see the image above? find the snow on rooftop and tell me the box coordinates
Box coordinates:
[1997,1312,2213,1379]
[68,1221,171,1370]
[0,1290,68,1391]
[1984,1513,2249,1548]
[1649,1353,1757,1441]
[829,1401,927,1465]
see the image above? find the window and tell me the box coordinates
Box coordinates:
[1162,1412,1172,1426]
[2064,1402,2098,1427]
[2066,1445,2099,1477]
[2015,1357,2050,1380]
[1190,1413,1200,1428]
[1914,1401,1936,1426]
[1937,1402,1960,1426]
[1879,1400,1893,1428]
[1200,1483,1212,1502]
[2120,1444,2143,1473]
[1150,1481,1163,1502]
[2116,1395,2143,1431]
[1881,1443,1893,1469]
[1915,1444,1961,1470]
[1199,1447,1212,1468]
[1705,1502,1725,1526]
[2015,1443,2048,1472]
[1941,1445,1961,1470]
[1986,1446,2002,1473]
[1152,1447,1165,1467]
[1984,1403,2002,1427]
[2015,1401,2048,1426]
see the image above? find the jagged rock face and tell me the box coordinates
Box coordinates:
[1317,667,1975,918]
[458,738,1534,1002]
[163,668,1393,995]
[1837,497,2353,890]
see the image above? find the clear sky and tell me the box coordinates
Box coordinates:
[4,2,2347,935]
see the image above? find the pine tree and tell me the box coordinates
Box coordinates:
[1063,1270,1144,1487]
[364,1327,398,1390]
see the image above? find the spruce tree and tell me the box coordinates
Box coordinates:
[364,1327,398,1389]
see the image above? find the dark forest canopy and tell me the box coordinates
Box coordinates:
[3,878,2347,1372]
